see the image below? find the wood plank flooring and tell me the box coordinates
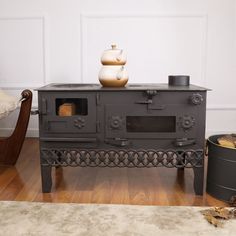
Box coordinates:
[0,138,227,206]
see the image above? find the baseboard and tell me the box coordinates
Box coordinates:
[0,128,39,137]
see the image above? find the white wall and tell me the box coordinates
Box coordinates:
[0,0,235,137]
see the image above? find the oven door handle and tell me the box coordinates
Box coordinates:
[173,138,196,147]
[135,99,152,104]
[148,104,166,110]
[135,100,165,110]
[105,138,131,147]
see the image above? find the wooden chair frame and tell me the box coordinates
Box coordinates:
[0,90,32,166]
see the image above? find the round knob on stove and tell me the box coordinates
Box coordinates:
[190,93,203,105]
[180,115,195,130]
[74,117,85,129]
[110,116,123,129]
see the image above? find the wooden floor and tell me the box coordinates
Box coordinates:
[0,138,227,206]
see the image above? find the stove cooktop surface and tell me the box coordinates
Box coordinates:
[36,83,208,91]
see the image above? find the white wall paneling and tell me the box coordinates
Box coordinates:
[0,17,46,88]
[81,14,208,85]
[206,109,236,136]
[0,16,46,137]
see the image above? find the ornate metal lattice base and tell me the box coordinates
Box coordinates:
[41,149,204,168]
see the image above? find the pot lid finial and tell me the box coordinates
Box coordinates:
[111,44,117,50]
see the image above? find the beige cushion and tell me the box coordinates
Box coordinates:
[0,90,19,119]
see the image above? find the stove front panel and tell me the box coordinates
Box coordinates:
[103,90,206,149]
[38,89,206,149]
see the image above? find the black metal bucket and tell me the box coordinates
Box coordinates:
[207,135,236,202]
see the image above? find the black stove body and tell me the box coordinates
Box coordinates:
[37,83,208,194]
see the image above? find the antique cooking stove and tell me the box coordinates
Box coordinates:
[36,82,208,194]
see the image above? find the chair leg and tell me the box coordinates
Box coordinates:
[0,90,32,166]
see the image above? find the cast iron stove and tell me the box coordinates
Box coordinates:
[36,83,208,194]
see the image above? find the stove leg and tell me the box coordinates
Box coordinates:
[177,167,184,171]
[193,167,204,195]
[177,152,185,170]
[41,165,52,193]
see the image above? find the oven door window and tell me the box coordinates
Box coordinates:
[126,116,176,133]
[56,98,88,116]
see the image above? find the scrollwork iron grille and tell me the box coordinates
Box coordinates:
[41,149,204,168]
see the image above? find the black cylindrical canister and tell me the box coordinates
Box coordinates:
[206,135,236,202]
[168,75,190,86]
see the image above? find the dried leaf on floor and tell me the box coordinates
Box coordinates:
[201,207,236,227]
[203,213,222,227]
[214,207,231,219]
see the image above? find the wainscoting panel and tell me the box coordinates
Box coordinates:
[81,14,207,85]
[206,109,236,136]
[0,17,45,88]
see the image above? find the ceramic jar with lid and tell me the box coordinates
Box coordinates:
[101,44,127,65]
[99,44,129,87]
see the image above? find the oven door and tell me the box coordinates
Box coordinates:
[105,103,199,140]
[39,92,97,134]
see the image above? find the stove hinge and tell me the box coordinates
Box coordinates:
[96,93,101,106]
[41,97,48,115]
[96,120,101,133]
[135,90,165,110]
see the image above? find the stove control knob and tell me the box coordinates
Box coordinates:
[110,116,123,129]
[74,117,85,129]
[180,116,195,130]
[190,93,203,105]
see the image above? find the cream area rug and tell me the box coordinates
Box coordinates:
[0,201,236,236]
